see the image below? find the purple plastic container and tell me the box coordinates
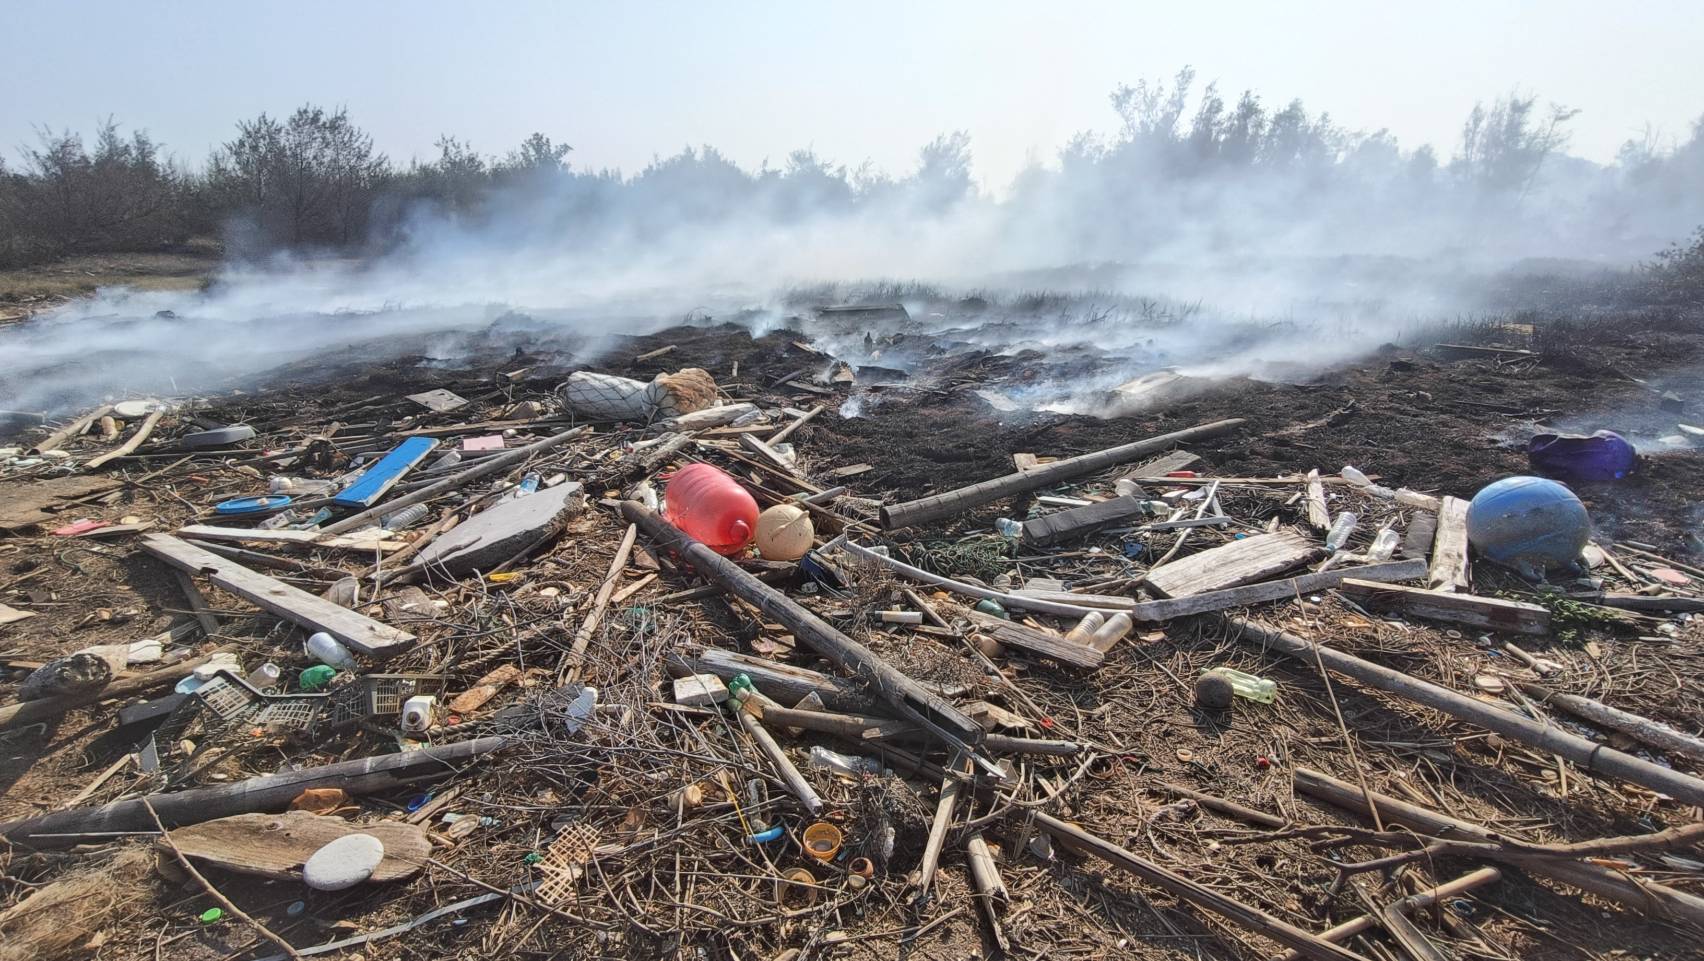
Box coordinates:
[1527,430,1637,482]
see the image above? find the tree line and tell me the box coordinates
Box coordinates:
[2,73,1701,269]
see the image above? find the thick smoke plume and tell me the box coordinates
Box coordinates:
[3,73,1702,414]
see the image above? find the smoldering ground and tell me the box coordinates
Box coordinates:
[3,73,1701,415]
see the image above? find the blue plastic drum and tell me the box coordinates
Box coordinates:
[1465,476,1591,576]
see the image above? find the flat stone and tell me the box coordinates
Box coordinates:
[413,483,584,576]
[303,833,385,891]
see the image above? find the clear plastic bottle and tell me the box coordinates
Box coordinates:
[1367,526,1400,561]
[305,631,357,671]
[382,503,431,530]
[1212,668,1277,704]
[808,745,884,776]
[1088,612,1133,650]
[269,476,335,495]
[517,472,540,494]
[429,450,463,472]
[994,517,1023,540]
[1114,478,1142,498]
[1325,512,1359,552]
[258,510,300,530]
[1064,611,1105,644]
[1340,466,1395,499]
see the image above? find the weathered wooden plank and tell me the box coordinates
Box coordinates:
[1120,450,1199,479]
[1305,469,1331,531]
[1403,511,1437,560]
[141,534,415,658]
[164,811,429,883]
[1427,496,1471,592]
[1144,531,1319,598]
[178,524,407,552]
[1009,589,1136,612]
[964,609,1103,668]
[1337,578,1549,634]
[333,436,438,508]
[1130,560,1426,621]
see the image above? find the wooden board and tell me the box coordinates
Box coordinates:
[1010,589,1136,612]
[1337,579,1550,634]
[178,524,407,553]
[1427,496,1471,592]
[333,436,439,508]
[164,811,428,882]
[1120,450,1200,479]
[964,609,1103,669]
[828,463,872,478]
[448,664,521,713]
[141,533,415,657]
[0,476,123,531]
[1304,469,1331,531]
[1130,559,1426,621]
[405,388,469,413]
[1143,531,1319,598]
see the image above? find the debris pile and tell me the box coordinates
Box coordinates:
[2,338,1703,961]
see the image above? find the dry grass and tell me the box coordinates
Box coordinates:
[0,247,220,310]
[0,845,153,961]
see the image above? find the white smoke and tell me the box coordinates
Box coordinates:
[2,84,1700,416]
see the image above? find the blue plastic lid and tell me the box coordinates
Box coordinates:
[215,494,292,515]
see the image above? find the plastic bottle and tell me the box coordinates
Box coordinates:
[258,510,300,530]
[808,745,884,776]
[1368,526,1400,561]
[429,450,463,472]
[291,506,334,530]
[270,476,335,495]
[1113,478,1143,498]
[305,631,357,671]
[994,518,1023,540]
[517,472,540,494]
[1213,668,1277,704]
[1340,466,1395,499]
[1325,512,1359,552]
[1088,612,1133,650]
[1064,611,1105,644]
[382,503,431,531]
[663,464,760,555]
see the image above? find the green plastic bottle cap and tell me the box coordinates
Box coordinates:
[199,907,224,924]
[523,852,543,865]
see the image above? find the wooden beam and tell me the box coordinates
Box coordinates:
[85,409,163,470]
[29,404,113,455]
[1305,469,1331,531]
[1144,531,1319,598]
[1427,496,1471,592]
[1027,810,1372,961]
[1,738,509,847]
[1226,616,1704,807]
[178,525,407,552]
[1338,578,1550,634]
[1129,560,1425,621]
[140,534,415,658]
[963,609,1103,669]
[1294,767,1704,929]
[621,501,986,751]
[1515,680,1704,764]
[880,419,1245,530]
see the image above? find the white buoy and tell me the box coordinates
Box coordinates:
[754,504,814,561]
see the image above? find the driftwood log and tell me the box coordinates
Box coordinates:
[1294,767,1704,929]
[0,736,509,847]
[620,500,987,754]
[1223,615,1704,807]
[879,418,1244,530]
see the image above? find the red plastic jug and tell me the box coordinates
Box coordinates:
[663,463,759,555]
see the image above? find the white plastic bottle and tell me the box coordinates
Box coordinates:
[1325,512,1359,553]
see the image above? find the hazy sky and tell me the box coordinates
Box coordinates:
[4,1,1701,191]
